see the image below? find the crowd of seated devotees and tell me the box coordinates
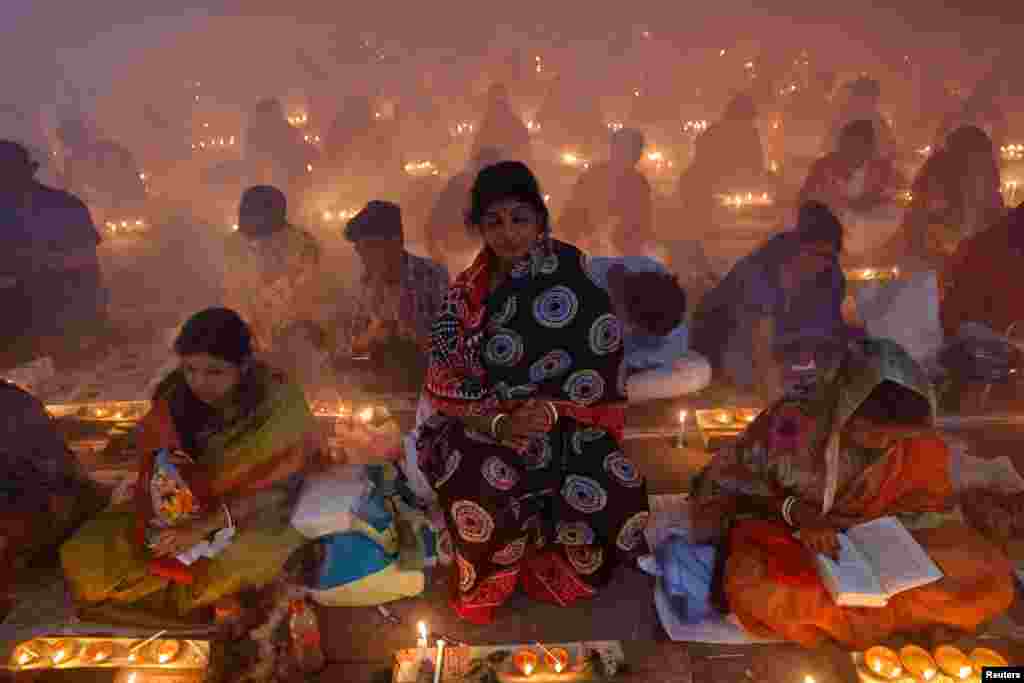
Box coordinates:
[2,156,1019,657]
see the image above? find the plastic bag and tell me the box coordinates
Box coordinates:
[148,449,203,532]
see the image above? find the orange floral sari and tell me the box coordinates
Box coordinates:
[691,338,1015,648]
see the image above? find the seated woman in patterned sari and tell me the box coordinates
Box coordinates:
[61,308,319,622]
[418,161,649,625]
[686,338,1015,649]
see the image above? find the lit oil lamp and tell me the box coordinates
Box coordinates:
[865,646,903,679]
[84,641,115,664]
[156,640,181,664]
[933,646,972,680]
[513,649,538,677]
[968,647,1007,671]
[900,645,938,681]
[50,639,77,665]
[715,410,733,425]
[357,406,374,424]
[14,642,44,667]
[542,646,569,673]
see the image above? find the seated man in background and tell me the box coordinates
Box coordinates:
[222,185,323,356]
[691,202,858,401]
[559,128,654,254]
[799,119,902,217]
[0,380,105,619]
[423,146,502,271]
[942,203,1024,340]
[0,140,108,367]
[335,201,449,391]
[587,255,712,400]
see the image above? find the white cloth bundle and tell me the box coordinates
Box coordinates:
[290,464,373,539]
[855,270,944,366]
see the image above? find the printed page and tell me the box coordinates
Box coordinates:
[813,532,888,607]
[847,517,943,598]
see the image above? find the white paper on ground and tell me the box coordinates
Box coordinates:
[653,578,783,644]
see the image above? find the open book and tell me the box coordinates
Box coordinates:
[811,516,943,608]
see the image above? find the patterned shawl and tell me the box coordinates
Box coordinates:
[424,238,627,437]
[691,337,940,541]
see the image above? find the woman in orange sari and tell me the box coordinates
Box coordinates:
[688,338,1015,650]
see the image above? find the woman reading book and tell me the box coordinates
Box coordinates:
[61,308,319,621]
[687,337,1015,649]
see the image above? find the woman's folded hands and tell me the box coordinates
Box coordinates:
[495,400,557,452]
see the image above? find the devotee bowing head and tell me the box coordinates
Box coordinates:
[0,140,39,194]
[610,128,645,169]
[837,119,877,169]
[607,265,686,338]
[238,185,288,238]
[174,307,252,406]
[788,201,844,281]
[345,200,406,281]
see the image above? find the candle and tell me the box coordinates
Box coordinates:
[514,649,539,677]
[434,640,445,683]
[901,645,938,681]
[417,621,428,648]
[675,410,688,448]
[933,646,972,680]
[865,646,904,679]
[968,647,1008,670]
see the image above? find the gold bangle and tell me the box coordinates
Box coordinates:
[490,413,509,440]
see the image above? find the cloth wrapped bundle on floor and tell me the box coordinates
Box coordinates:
[308,464,437,607]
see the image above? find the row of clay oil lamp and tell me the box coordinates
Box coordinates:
[310,401,392,423]
[513,646,571,676]
[13,638,186,669]
[103,219,148,236]
[46,401,389,423]
[845,267,902,282]
[1001,144,1023,162]
[45,402,152,421]
[863,644,1009,682]
[403,161,440,177]
[696,408,761,429]
[715,192,775,209]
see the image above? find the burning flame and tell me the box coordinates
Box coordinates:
[358,406,374,423]
[417,621,427,640]
[1000,143,1023,161]
[404,161,438,176]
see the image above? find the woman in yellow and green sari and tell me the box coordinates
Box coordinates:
[61,308,319,621]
